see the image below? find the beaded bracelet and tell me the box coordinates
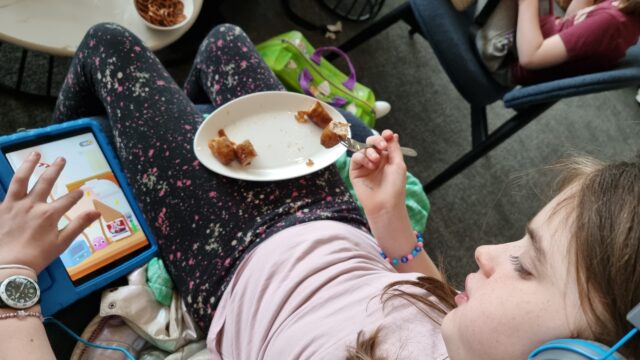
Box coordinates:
[0,310,44,321]
[379,232,425,266]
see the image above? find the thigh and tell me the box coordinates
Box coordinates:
[184,24,285,106]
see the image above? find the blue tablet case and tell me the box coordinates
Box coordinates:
[0,118,157,315]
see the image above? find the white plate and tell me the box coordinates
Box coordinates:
[193,92,349,181]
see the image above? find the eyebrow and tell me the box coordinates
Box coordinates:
[526,222,547,267]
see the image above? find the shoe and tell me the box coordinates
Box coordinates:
[374,101,391,119]
[451,0,477,11]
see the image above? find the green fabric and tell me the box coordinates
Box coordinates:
[335,154,430,232]
[146,257,174,307]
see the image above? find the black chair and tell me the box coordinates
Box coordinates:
[329,0,640,193]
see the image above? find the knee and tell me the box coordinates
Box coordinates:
[80,22,145,52]
[206,23,252,45]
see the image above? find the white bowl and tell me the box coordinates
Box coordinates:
[134,0,193,31]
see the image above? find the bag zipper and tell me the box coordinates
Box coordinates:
[77,315,115,359]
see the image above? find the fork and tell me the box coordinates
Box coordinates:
[340,137,418,157]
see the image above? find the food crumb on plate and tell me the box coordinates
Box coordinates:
[306,159,314,167]
[294,111,309,123]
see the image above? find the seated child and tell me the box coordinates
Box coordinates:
[470,0,640,86]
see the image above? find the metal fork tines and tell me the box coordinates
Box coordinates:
[340,137,418,157]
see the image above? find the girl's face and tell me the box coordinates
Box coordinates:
[441,188,589,359]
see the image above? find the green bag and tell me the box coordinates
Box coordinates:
[256,31,377,128]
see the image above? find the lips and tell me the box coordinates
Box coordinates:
[454,274,472,306]
[454,292,468,307]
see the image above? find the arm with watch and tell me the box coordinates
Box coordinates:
[0,152,100,360]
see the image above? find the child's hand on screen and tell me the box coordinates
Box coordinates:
[0,152,100,273]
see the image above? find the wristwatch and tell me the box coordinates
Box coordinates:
[0,275,40,309]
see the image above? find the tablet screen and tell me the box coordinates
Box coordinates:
[4,131,150,286]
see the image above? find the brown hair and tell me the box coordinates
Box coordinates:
[346,270,458,359]
[618,0,640,15]
[558,156,640,357]
[347,155,640,359]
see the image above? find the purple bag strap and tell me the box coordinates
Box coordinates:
[310,47,357,91]
[299,69,349,107]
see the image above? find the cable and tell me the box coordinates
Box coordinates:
[44,317,136,360]
[599,328,638,360]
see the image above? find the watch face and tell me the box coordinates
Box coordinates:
[0,276,40,309]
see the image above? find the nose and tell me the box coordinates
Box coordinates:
[475,245,497,277]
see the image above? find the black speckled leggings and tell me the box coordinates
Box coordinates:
[53,23,368,331]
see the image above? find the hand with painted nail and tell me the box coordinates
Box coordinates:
[349,130,407,217]
[0,152,101,273]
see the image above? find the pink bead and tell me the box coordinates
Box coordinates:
[407,254,414,261]
[386,257,393,264]
[417,242,424,248]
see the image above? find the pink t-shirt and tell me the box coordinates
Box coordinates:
[207,221,449,359]
[512,0,640,85]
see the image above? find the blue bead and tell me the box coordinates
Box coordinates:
[411,250,418,257]
[392,258,399,266]
[415,246,422,253]
[379,251,386,258]
[401,256,409,263]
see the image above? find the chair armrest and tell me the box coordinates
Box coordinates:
[504,45,640,110]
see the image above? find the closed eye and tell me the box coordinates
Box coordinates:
[509,255,533,278]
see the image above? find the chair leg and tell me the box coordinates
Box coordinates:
[423,102,556,193]
[471,105,488,148]
[327,1,414,61]
[16,49,28,91]
[46,55,55,97]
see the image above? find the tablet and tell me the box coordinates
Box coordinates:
[0,118,157,315]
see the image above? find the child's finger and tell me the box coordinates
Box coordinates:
[6,151,41,201]
[365,135,387,151]
[50,190,84,218]
[380,130,394,140]
[57,210,101,250]
[352,151,376,170]
[30,157,66,202]
[386,133,405,164]
[365,147,381,162]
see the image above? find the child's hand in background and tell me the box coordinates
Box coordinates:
[556,0,572,11]
[0,152,100,273]
[349,130,407,218]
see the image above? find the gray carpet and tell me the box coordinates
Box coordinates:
[2,0,640,292]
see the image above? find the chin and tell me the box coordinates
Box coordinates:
[440,312,456,353]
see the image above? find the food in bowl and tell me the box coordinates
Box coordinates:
[135,0,186,27]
